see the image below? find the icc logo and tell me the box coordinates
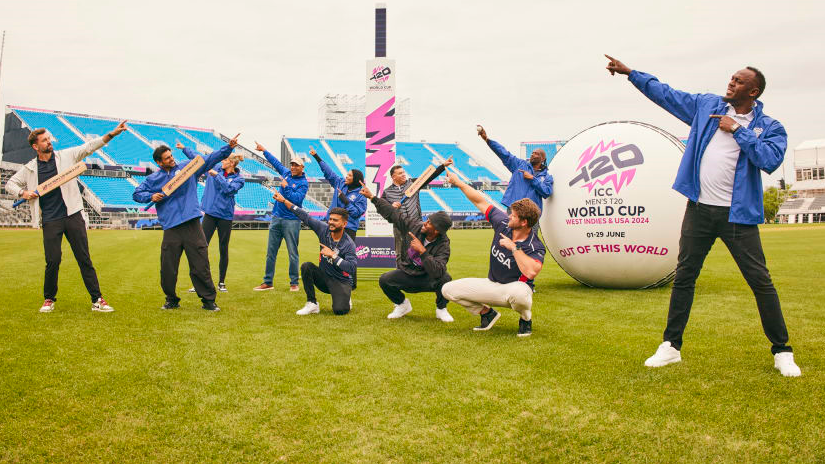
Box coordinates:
[569,140,644,194]
[370,66,391,84]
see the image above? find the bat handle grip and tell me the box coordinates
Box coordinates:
[144,202,155,211]
[12,198,26,208]
[399,196,408,205]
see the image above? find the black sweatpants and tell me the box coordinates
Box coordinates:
[202,214,232,283]
[161,218,216,304]
[300,262,351,315]
[378,269,452,309]
[42,212,101,303]
[345,227,358,289]
[664,201,791,354]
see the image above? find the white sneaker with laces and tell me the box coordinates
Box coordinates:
[40,299,55,313]
[644,341,682,367]
[387,298,412,319]
[774,352,801,377]
[91,298,114,313]
[296,301,320,315]
[435,307,453,322]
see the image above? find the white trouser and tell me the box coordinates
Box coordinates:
[441,278,533,321]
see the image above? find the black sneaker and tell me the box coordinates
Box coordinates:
[161,300,180,310]
[218,283,227,292]
[517,318,532,337]
[202,301,220,312]
[473,308,500,331]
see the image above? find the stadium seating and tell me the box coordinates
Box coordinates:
[63,115,151,166]
[325,139,365,172]
[483,190,507,210]
[523,142,562,165]
[808,196,825,211]
[128,122,197,162]
[80,175,144,208]
[429,187,477,212]
[420,190,444,212]
[396,142,438,178]
[13,109,85,151]
[427,143,499,181]
[183,129,276,177]
[284,138,325,179]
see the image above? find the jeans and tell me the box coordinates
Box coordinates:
[664,201,791,354]
[263,217,300,286]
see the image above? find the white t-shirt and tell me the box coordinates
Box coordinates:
[697,105,754,206]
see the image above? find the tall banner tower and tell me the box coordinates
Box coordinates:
[364,3,396,236]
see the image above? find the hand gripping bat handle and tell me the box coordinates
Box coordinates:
[12,189,39,208]
[143,201,156,211]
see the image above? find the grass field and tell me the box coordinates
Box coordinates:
[1,225,823,462]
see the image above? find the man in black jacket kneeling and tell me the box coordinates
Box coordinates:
[360,182,454,322]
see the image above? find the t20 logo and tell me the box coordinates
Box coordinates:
[569,140,644,194]
[370,66,392,84]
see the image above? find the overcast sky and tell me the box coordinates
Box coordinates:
[1,0,823,184]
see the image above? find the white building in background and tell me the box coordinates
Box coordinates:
[317,93,410,142]
[777,139,825,223]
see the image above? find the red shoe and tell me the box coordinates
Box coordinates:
[253,283,274,291]
[92,297,114,312]
[40,299,55,313]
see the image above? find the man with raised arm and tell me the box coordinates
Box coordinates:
[252,141,308,292]
[360,182,454,322]
[133,134,239,311]
[7,121,128,313]
[271,191,357,316]
[380,158,453,267]
[177,141,245,293]
[478,125,553,216]
[441,171,544,337]
[308,147,366,288]
[604,54,800,377]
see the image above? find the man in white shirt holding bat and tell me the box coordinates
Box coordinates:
[6,122,128,313]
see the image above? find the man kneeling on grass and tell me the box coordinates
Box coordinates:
[359,181,454,322]
[441,171,545,337]
[271,191,356,316]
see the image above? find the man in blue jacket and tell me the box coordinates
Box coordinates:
[479,126,554,217]
[133,134,239,311]
[271,191,357,316]
[252,141,308,292]
[605,55,800,377]
[308,147,367,288]
[177,142,245,292]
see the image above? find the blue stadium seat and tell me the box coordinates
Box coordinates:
[79,176,144,208]
[523,142,562,165]
[14,110,85,151]
[396,142,438,178]
[183,129,275,177]
[483,190,507,210]
[63,115,152,166]
[420,190,443,212]
[128,122,197,162]
[429,187,478,212]
[325,139,365,172]
[284,138,326,179]
[427,143,499,181]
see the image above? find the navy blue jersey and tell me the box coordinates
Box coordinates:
[485,205,545,289]
[291,205,357,284]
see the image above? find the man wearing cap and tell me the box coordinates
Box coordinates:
[253,142,308,292]
[360,183,454,322]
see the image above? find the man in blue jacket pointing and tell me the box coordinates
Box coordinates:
[605,55,800,377]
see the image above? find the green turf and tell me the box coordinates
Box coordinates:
[0,225,823,462]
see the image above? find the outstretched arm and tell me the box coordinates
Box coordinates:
[69,120,128,163]
[177,141,197,160]
[255,141,290,178]
[310,147,344,188]
[360,181,415,233]
[445,171,490,213]
[273,190,326,236]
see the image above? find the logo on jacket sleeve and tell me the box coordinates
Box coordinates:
[754,127,763,137]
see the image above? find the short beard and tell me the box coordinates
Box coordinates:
[722,96,735,103]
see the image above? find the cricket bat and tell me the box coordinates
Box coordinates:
[143,155,205,211]
[400,165,439,204]
[12,161,87,208]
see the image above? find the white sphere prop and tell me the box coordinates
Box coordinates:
[540,121,685,288]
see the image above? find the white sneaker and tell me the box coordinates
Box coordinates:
[296,301,320,315]
[187,287,196,293]
[387,299,412,319]
[644,341,682,367]
[774,352,801,377]
[91,297,114,313]
[39,299,55,313]
[435,307,453,322]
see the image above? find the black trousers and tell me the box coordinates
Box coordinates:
[300,262,351,315]
[345,228,358,289]
[664,201,791,354]
[378,269,452,309]
[42,212,101,303]
[202,214,232,283]
[161,218,216,304]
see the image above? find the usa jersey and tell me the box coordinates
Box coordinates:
[485,205,545,289]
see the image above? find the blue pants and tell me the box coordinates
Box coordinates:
[263,217,300,286]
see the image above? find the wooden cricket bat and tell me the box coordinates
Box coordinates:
[400,165,437,204]
[12,161,87,208]
[143,156,205,211]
